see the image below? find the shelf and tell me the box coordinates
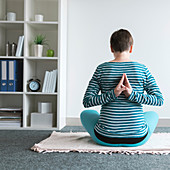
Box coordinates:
[25,57,58,60]
[27,21,58,25]
[0,21,25,24]
[0,92,24,95]
[0,22,24,30]
[27,22,58,31]
[25,92,57,95]
[0,21,58,30]
[0,21,58,24]
[0,56,24,59]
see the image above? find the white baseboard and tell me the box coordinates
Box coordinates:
[157,117,170,127]
[66,118,82,126]
[66,117,170,127]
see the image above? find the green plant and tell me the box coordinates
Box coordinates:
[34,34,48,45]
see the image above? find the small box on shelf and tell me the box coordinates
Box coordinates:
[38,102,52,113]
[31,112,53,128]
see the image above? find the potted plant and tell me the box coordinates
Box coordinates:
[34,34,48,57]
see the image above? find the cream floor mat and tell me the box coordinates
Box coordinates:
[31,131,170,155]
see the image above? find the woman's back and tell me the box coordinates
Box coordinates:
[83,61,164,138]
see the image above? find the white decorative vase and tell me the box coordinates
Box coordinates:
[34,44,43,57]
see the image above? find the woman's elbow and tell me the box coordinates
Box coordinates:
[158,98,164,106]
[159,98,164,106]
[83,100,90,108]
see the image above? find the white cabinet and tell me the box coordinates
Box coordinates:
[0,0,67,130]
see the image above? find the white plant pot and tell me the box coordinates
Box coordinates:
[34,44,43,57]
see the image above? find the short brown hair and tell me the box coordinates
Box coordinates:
[110,29,133,53]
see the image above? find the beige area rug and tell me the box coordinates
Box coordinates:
[31,131,170,155]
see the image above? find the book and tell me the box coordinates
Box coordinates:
[45,71,50,93]
[15,35,24,57]
[15,36,22,57]
[42,71,48,93]
[0,112,21,119]
[18,36,24,56]
[48,71,53,93]
[0,120,21,127]
[49,70,55,93]
[52,69,58,92]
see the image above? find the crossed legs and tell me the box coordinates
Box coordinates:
[80,110,159,147]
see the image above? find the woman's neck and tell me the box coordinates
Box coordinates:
[111,51,131,62]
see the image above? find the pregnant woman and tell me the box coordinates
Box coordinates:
[80,29,164,147]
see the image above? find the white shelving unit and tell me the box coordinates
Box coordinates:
[0,0,67,130]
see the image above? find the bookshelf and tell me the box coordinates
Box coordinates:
[0,0,67,130]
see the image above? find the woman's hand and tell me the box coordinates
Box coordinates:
[123,73,132,98]
[114,73,132,98]
[114,73,126,97]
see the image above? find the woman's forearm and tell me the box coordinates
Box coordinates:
[128,89,164,106]
[83,89,117,108]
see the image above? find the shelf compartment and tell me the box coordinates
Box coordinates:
[0,94,23,127]
[0,23,24,56]
[0,94,23,108]
[25,0,58,22]
[23,94,57,127]
[24,23,58,57]
[0,0,24,21]
[24,59,58,92]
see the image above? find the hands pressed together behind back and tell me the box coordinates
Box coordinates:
[114,73,132,98]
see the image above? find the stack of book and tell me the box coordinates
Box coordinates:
[0,107,22,127]
[42,69,58,93]
[0,60,23,92]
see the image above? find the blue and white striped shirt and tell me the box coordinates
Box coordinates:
[83,61,164,138]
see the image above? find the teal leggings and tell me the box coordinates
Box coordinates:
[80,110,159,147]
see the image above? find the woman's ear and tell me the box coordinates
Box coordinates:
[110,46,114,53]
[129,45,133,53]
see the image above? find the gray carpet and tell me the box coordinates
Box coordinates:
[0,127,170,170]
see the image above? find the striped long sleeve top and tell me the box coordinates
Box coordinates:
[83,61,164,138]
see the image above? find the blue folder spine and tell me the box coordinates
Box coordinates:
[8,60,16,91]
[0,60,8,91]
[8,60,23,92]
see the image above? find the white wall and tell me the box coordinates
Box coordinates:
[67,0,170,118]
